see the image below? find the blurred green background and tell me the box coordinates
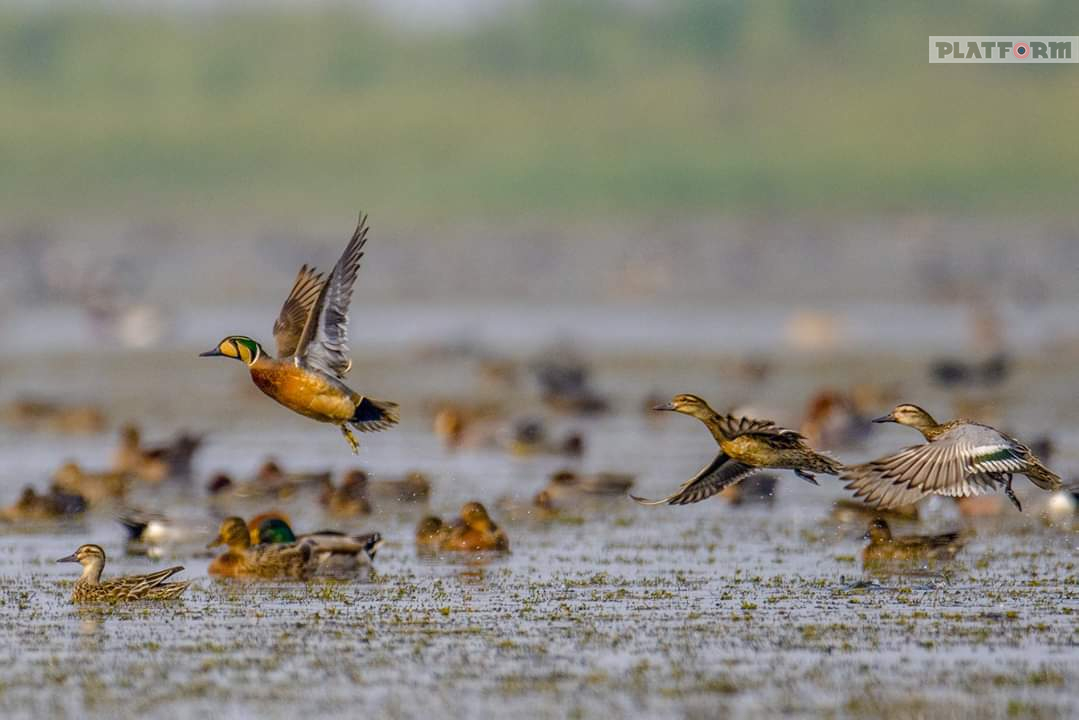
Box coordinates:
[3,1,1078,220]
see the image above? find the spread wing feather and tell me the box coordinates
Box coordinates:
[273,265,325,358]
[296,214,369,378]
[632,453,759,506]
[842,425,1032,508]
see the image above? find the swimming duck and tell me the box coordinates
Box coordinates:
[245,510,292,544]
[800,390,873,450]
[112,423,202,483]
[842,404,1060,512]
[1,397,106,435]
[200,214,398,454]
[829,498,919,524]
[531,355,610,415]
[632,394,843,506]
[369,470,432,503]
[321,470,373,516]
[256,518,381,575]
[420,503,510,552]
[542,469,635,500]
[861,519,968,564]
[252,460,332,497]
[505,419,584,457]
[57,544,189,602]
[431,401,505,450]
[718,473,779,505]
[416,516,450,548]
[51,462,129,505]
[930,353,1010,388]
[207,517,313,580]
[0,485,87,522]
[118,510,208,555]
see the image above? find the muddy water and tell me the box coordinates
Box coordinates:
[0,343,1076,719]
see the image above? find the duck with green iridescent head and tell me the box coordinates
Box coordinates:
[256,517,381,576]
[199,215,398,454]
[207,517,314,580]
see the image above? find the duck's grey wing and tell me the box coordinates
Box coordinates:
[296,214,368,378]
[632,453,758,506]
[273,265,325,358]
[842,425,1029,508]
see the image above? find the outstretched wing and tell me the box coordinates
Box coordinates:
[632,453,758,506]
[273,265,325,358]
[295,214,369,378]
[842,425,1028,508]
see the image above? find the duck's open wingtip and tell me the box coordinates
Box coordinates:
[629,494,667,507]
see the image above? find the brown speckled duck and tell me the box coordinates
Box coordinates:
[633,394,842,506]
[861,519,968,564]
[57,544,188,602]
[843,404,1060,512]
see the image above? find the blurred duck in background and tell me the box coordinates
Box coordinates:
[51,461,129,505]
[0,485,87,522]
[1,397,106,435]
[538,469,634,503]
[369,470,432,503]
[252,459,332,497]
[861,518,969,565]
[111,423,202,483]
[321,470,373,517]
[118,510,209,557]
[930,301,1010,389]
[800,390,872,450]
[531,352,610,415]
[829,498,919,525]
[431,401,505,450]
[417,502,509,553]
[504,419,584,457]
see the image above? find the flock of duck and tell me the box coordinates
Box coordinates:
[6,214,1074,603]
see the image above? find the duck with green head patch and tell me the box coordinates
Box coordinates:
[256,517,381,576]
[200,214,398,454]
[632,394,843,506]
[207,517,314,580]
[842,403,1061,512]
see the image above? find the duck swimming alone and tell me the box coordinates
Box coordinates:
[200,214,398,454]
[842,404,1061,512]
[632,394,843,506]
[57,544,189,602]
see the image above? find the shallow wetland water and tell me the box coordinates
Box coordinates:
[0,344,1076,719]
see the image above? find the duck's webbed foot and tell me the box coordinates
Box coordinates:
[340,424,360,455]
[794,469,819,485]
[1003,474,1021,512]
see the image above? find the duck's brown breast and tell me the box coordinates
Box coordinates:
[250,363,355,423]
